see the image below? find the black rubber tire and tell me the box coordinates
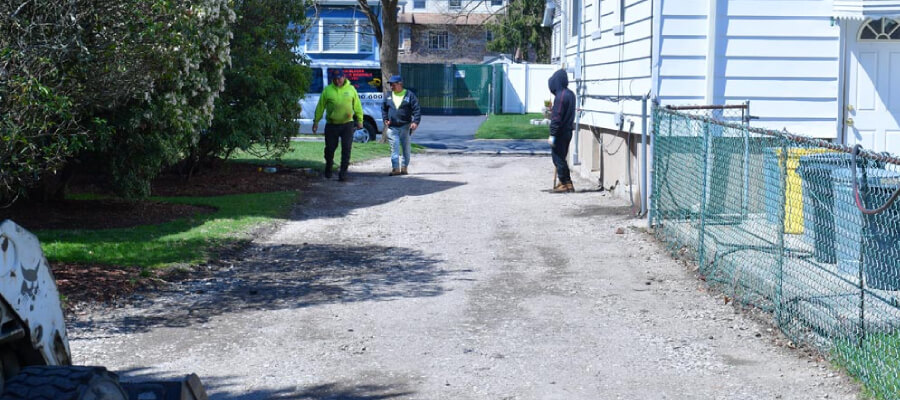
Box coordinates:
[0,366,128,400]
[364,119,378,141]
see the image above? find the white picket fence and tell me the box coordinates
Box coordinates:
[499,63,558,114]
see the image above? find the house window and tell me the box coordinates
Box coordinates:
[358,20,374,53]
[491,0,502,5]
[428,31,450,50]
[305,22,321,52]
[306,19,374,53]
[399,26,410,50]
[448,0,461,9]
[413,0,425,8]
[323,19,356,51]
[859,18,900,41]
[571,0,581,37]
[552,24,560,59]
[485,29,494,42]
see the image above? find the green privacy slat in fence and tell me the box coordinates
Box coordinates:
[651,105,900,399]
[399,63,493,115]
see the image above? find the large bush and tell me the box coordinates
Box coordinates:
[200,0,311,164]
[0,1,93,204]
[0,0,235,203]
[95,0,235,198]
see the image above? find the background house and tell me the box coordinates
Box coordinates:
[397,0,504,63]
[301,0,385,62]
[549,0,900,209]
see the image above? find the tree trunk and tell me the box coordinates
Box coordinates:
[378,2,399,142]
[358,0,400,142]
[378,0,400,89]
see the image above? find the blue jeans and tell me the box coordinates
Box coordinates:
[388,124,411,169]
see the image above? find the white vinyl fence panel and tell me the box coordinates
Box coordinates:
[501,64,558,114]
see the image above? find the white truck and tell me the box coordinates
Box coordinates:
[298,60,384,141]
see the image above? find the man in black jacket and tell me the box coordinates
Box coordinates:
[382,75,421,176]
[548,69,575,192]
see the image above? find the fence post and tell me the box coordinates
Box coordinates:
[775,139,787,326]
[858,169,868,347]
[523,64,530,114]
[741,119,750,219]
[698,119,711,271]
[650,107,658,227]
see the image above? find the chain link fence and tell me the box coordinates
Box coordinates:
[651,105,900,399]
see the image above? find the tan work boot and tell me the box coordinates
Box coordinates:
[389,168,401,176]
[400,166,408,175]
[552,182,570,193]
[565,182,575,192]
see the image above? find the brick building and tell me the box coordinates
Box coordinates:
[397,0,503,63]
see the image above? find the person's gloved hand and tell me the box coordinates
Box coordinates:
[547,136,555,146]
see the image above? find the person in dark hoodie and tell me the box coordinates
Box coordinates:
[548,69,576,193]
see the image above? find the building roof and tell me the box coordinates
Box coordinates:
[398,12,496,25]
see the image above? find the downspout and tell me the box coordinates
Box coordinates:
[640,96,648,217]
[648,0,662,227]
[705,0,720,105]
[837,17,849,144]
[572,0,584,166]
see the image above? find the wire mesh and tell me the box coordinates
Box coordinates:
[651,105,900,399]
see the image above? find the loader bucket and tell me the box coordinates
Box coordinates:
[119,373,208,400]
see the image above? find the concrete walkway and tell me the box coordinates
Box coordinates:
[412,115,550,155]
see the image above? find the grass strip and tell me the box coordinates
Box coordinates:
[37,192,297,269]
[833,333,900,399]
[232,140,423,170]
[475,113,549,140]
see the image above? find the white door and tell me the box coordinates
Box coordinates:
[846,17,900,155]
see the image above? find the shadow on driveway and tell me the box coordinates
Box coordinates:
[294,172,465,221]
[69,242,467,334]
[116,368,415,400]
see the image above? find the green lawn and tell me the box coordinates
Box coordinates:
[37,140,415,270]
[475,113,550,140]
[38,192,297,269]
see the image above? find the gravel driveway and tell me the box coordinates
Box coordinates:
[70,154,860,399]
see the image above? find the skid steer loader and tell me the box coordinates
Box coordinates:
[0,219,208,400]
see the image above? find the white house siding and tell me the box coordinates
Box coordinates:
[556,0,847,208]
[563,0,654,201]
[657,0,708,106]
[714,0,841,138]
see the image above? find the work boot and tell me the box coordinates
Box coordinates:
[401,166,408,175]
[338,170,348,182]
[552,182,570,193]
[565,182,575,192]
[389,168,402,176]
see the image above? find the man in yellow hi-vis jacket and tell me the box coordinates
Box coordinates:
[313,69,364,181]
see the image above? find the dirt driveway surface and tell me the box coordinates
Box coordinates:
[69,154,860,399]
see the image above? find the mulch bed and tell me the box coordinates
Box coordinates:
[1,161,313,308]
[151,162,314,197]
[0,199,215,230]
